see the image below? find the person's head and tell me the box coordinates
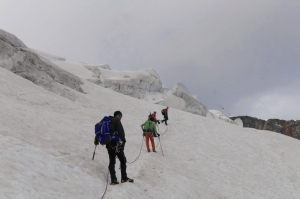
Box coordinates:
[154,111,156,114]
[167,107,169,109]
[114,111,123,120]
[149,116,154,121]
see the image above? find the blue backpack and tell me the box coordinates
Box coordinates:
[95,116,120,145]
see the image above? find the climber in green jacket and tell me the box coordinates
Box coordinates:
[141,116,159,152]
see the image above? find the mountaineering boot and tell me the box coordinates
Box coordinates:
[110,179,119,185]
[121,177,134,183]
[153,150,157,153]
[148,150,150,152]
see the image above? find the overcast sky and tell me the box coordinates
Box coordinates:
[1,0,300,120]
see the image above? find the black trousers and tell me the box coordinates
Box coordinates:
[107,147,127,181]
[161,114,168,125]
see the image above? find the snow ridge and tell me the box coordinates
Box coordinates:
[0,30,84,101]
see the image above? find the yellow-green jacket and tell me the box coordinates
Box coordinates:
[141,120,157,134]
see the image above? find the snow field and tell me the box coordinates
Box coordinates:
[1,66,300,198]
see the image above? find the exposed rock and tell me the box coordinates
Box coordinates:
[0,29,83,100]
[230,116,266,129]
[231,116,300,140]
[264,119,300,139]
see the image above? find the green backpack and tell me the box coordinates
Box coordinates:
[143,120,154,132]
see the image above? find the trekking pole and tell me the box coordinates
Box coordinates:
[92,145,97,160]
[155,125,161,149]
[158,136,164,156]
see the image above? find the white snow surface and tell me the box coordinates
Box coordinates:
[168,83,208,116]
[29,48,66,62]
[208,110,243,126]
[1,64,300,199]
[0,30,84,100]
[1,28,226,124]
[1,30,300,198]
[31,48,211,117]
[50,57,163,100]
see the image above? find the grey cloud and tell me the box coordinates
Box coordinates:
[1,0,300,119]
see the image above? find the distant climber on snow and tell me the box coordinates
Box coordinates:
[161,107,169,125]
[148,111,160,124]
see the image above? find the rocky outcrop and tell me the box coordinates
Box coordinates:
[230,116,266,129]
[231,116,300,140]
[0,29,83,99]
[264,119,300,139]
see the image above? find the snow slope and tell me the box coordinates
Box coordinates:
[28,47,212,117]
[0,30,84,101]
[1,65,300,199]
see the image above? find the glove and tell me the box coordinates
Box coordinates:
[157,133,160,137]
[94,136,99,145]
[158,121,160,124]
